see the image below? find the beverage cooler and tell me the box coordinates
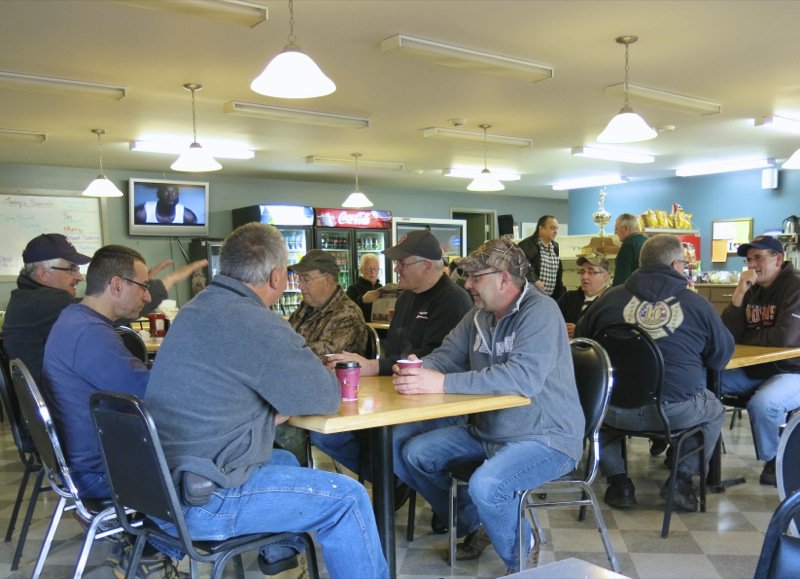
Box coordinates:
[188,238,224,295]
[232,204,316,316]
[314,208,393,288]
[392,217,467,281]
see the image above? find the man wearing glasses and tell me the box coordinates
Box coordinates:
[720,235,800,486]
[3,233,205,387]
[557,253,611,338]
[398,238,583,573]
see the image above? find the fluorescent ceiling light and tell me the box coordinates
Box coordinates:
[0,71,127,99]
[444,167,520,181]
[224,101,369,129]
[131,140,254,160]
[116,0,268,28]
[0,128,47,143]
[422,127,532,148]
[571,146,654,164]
[675,157,774,177]
[381,34,553,83]
[552,175,628,191]
[605,83,721,116]
[306,156,404,171]
[754,115,800,132]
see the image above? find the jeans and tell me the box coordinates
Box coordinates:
[310,416,466,484]
[721,369,800,460]
[600,389,724,478]
[158,449,388,579]
[74,471,110,500]
[402,425,575,571]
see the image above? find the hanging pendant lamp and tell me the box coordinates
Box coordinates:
[467,124,505,192]
[250,0,335,99]
[171,83,222,172]
[341,153,374,208]
[597,35,657,144]
[83,129,123,197]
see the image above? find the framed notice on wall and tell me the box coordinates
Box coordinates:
[712,218,753,255]
[0,190,105,280]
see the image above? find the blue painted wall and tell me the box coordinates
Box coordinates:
[568,169,800,271]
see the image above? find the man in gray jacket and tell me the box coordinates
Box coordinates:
[398,238,584,574]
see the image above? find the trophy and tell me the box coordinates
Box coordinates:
[584,187,620,255]
[592,187,612,237]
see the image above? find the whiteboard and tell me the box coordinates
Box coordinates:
[0,192,104,279]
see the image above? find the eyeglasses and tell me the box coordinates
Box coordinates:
[744,252,776,264]
[50,265,81,273]
[394,259,426,270]
[297,274,327,285]
[464,270,501,282]
[362,266,380,272]
[121,277,151,292]
[578,269,605,276]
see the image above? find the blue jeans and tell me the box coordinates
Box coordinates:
[721,369,800,460]
[310,416,466,484]
[158,449,388,579]
[74,471,110,500]
[402,425,575,571]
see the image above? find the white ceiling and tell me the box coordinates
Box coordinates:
[2,0,800,201]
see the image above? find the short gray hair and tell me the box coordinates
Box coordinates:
[220,223,288,284]
[617,213,641,233]
[639,234,683,267]
[21,258,61,279]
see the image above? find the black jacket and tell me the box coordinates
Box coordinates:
[518,235,565,299]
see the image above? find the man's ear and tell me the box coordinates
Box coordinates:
[268,268,283,290]
[108,275,125,297]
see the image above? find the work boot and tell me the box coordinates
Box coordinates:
[760,458,777,487]
[661,473,698,512]
[604,477,637,508]
[430,512,448,534]
[456,525,491,560]
[650,438,668,456]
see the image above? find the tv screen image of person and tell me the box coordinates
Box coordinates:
[129,178,210,237]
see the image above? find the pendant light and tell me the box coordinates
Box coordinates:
[250,0,335,99]
[341,153,373,208]
[83,129,123,197]
[467,124,505,192]
[597,35,657,144]
[171,83,222,172]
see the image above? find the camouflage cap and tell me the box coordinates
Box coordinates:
[576,252,610,271]
[456,238,530,279]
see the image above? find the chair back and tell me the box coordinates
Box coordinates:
[754,489,800,579]
[116,326,148,364]
[778,412,800,501]
[364,324,381,360]
[0,349,37,457]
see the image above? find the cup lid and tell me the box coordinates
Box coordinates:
[335,361,361,369]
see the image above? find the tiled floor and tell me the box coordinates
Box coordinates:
[0,412,779,579]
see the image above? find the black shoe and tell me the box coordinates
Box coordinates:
[456,526,491,560]
[760,458,777,487]
[604,478,637,508]
[431,512,448,534]
[661,475,698,512]
[257,553,300,576]
[394,482,413,511]
[650,438,668,456]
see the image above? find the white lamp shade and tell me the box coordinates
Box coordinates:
[171,142,222,172]
[341,190,373,208]
[782,148,800,169]
[467,168,505,192]
[82,175,123,197]
[597,107,658,143]
[251,47,336,99]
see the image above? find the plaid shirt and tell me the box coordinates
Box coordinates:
[537,238,559,296]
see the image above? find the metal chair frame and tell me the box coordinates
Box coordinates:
[116,325,148,365]
[754,489,800,579]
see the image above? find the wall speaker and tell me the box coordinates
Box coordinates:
[498,214,515,236]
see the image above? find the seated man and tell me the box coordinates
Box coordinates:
[399,238,583,572]
[3,232,205,386]
[347,252,383,321]
[145,223,388,579]
[576,234,734,511]
[557,254,610,338]
[720,235,800,486]
[317,231,472,518]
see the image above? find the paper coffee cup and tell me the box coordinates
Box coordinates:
[335,361,361,401]
[396,359,423,370]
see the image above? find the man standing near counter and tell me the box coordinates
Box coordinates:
[720,235,800,486]
[612,213,648,286]
[518,215,565,298]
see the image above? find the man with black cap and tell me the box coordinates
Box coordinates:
[721,235,800,486]
[3,233,205,386]
[318,230,472,521]
[398,238,583,573]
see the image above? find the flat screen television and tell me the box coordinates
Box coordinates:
[128,178,209,237]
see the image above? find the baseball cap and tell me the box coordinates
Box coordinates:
[289,249,339,276]
[576,253,610,271]
[22,233,92,265]
[456,238,530,279]
[736,235,784,256]
[384,230,442,261]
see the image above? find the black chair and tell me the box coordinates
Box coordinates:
[594,322,706,538]
[777,412,800,536]
[517,338,620,572]
[9,358,123,578]
[116,325,148,364]
[90,391,320,579]
[754,489,800,579]
[0,348,48,571]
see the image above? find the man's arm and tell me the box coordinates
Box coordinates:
[183,207,198,224]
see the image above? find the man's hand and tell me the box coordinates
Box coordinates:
[362,289,382,304]
[159,260,209,291]
[326,352,379,376]
[275,413,291,425]
[731,269,757,307]
[565,322,576,339]
[392,356,445,394]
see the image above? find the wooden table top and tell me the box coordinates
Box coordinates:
[725,344,800,370]
[144,339,161,353]
[290,375,530,434]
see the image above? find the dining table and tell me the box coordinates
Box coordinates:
[289,375,530,579]
[707,344,800,491]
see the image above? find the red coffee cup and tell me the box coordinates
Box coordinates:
[148,313,169,338]
[335,361,361,401]
[396,359,423,371]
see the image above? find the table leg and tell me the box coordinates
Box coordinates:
[370,425,396,579]
[707,368,746,492]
